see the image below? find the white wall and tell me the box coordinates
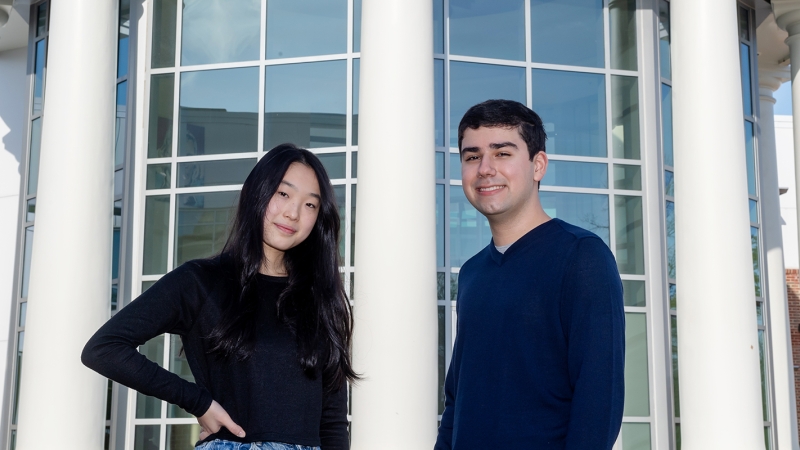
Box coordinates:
[0,46,28,392]
[776,114,798,269]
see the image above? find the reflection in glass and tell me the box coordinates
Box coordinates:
[434,0,444,53]
[353,59,360,145]
[749,199,758,223]
[437,184,445,267]
[265,61,347,149]
[752,227,761,297]
[148,74,174,158]
[450,0,525,61]
[530,0,603,68]
[143,196,170,275]
[33,39,47,116]
[438,305,445,414]
[146,164,171,190]
[111,284,118,311]
[142,280,157,293]
[25,198,35,222]
[450,62,526,148]
[745,121,756,196]
[180,68,259,156]
[181,0,260,66]
[113,200,122,280]
[540,192,609,245]
[669,283,676,310]
[532,69,605,157]
[166,424,202,449]
[615,195,644,275]
[27,118,43,196]
[612,76,640,159]
[350,185,357,265]
[451,272,459,301]
[757,301,763,326]
[450,153,462,180]
[610,0,638,71]
[666,201,675,280]
[334,185,346,261]
[435,152,445,179]
[671,315,680,417]
[740,43,753,117]
[151,0,177,68]
[317,153,346,179]
[353,0,362,52]
[614,165,641,191]
[759,330,769,421]
[622,423,652,450]
[21,227,34,298]
[738,6,750,41]
[36,3,47,37]
[178,159,256,188]
[624,313,650,416]
[542,161,607,189]
[18,302,26,327]
[622,280,645,307]
[175,191,238,266]
[115,81,128,166]
[136,337,164,419]
[11,331,23,425]
[168,335,195,418]
[351,151,358,178]
[450,186,492,267]
[664,170,674,197]
[437,272,445,299]
[661,84,673,167]
[114,169,124,198]
[134,425,160,450]
[266,0,346,59]
[435,59,445,146]
[659,0,671,79]
[118,0,130,77]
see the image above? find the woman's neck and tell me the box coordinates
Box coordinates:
[260,247,287,276]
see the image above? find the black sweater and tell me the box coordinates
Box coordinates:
[82,258,349,448]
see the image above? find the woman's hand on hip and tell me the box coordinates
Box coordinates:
[197,400,246,441]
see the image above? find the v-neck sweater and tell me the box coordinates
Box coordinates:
[435,218,625,449]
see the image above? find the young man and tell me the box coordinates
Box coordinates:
[434,100,624,449]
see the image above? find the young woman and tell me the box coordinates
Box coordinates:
[82,144,357,450]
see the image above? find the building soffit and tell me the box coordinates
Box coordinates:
[0,1,29,53]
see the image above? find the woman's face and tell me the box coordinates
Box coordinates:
[262,162,321,259]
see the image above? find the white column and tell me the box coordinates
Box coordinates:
[759,68,800,450]
[671,1,766,448]
[351,0,437,448]
[15,2,116,450]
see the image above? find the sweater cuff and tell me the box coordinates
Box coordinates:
[187,388,214,418]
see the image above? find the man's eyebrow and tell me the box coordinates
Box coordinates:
[281,180,321,200]
[461,146,480,154]
[489,141,518,149]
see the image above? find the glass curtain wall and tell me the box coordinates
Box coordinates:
[5,3,49,449]
[136,1,356,448]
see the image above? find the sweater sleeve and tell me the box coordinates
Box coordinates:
[81,262,214,417]
[319,384,350,450]
[561,237,625,450]
[433,354,456,450]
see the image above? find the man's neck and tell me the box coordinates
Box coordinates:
[489,207,551,247]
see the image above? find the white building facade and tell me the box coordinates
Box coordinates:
[0,0,799,449]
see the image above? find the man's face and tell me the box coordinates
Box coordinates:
[460,126,546,222]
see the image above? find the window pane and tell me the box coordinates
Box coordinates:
[614,165,641,191]
[148,73,175,158]
[615,195,644,275]
[178,159,256,188]
[142,196,170,275]
[757,301,764,326]
[175,191,238,266]
[450,0,525,61]
[142,280,157,293]
[530,0,603,67]
[266,0,346,59]
[438,305,446,414]
[542,161,607,189]
[740,43,752,117]
[450,153,461,181]
[136,337,164,419]
[661,84,673,167]
[25,198,35,222]
[610,0,638,71]
[168,335,195,418]
[134,425,160,450]
[659,0,671,79]
[451,272,459,300]
[531,69,606,157]
[745,121,756,196]
[622,423,652,450]
[450,62,526,148]
[622,279,645,307]
[36,3,47,37]
[21,227,33,298]
[180,68,259,156]
[18,302,26,327]
[12,331,23,425]
[749,199,758,224]
[437,184,445,267]
[115,81,128,166]
[434,0,444,53]
[114,169,124,198]
[151,0,177,68]
[624,313,650,416]
[166,424,202,450]
[450,185,492,267]
[334,185,346,262]
[353,0,362,52]
[352,58,360,145]
[612,76,640,159]
[669,283,676,310]
[738,6,750,41]
[541,192,609,245]
[671,315,680,417]
[181,0,260,65]
[759,329,769,421]
[146,164,171,190]
[317,153,346,180]
[117,0,130,77]
[437,272,445,299]
[113,200,122,280]
[27,118,43,196]
[350,185,357,265]
[32,39,47,116]
[664,170,674,197]
[265,61,347,149]
[435,59,445,147]
[352,151,358,178]
[435,152,445,179]
[666,201,675,280]
[752,227,762,297]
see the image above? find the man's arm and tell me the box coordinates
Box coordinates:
[434,355,456,450]
[561,237,625,450]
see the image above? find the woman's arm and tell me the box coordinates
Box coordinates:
[319,384,350,450]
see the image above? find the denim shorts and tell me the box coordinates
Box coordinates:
[195,439,320,450]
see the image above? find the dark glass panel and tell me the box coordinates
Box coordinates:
[174,191,239,266]
[266,0,347,59]
[540,192,610,245]
[148,74,175,158]
[450,0,525,61]
[530,0,603,67]
[151,0,177,68]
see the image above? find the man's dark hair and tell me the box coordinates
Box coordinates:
[458,99,547,160]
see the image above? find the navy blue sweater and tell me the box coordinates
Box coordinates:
[435,219,625,449]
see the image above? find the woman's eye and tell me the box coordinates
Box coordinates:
[278,191,288,197]
[306,203,317,209]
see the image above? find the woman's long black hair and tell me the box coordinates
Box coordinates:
[209,143,357,392]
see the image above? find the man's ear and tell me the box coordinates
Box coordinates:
[532,151,548,182]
